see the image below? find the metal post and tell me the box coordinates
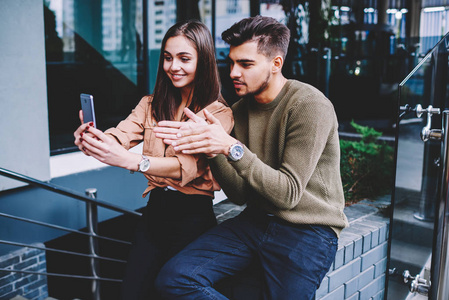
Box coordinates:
[432,111,449,300]
[414,139,439,221]
[85,188,100,300]
[413,104,441,221]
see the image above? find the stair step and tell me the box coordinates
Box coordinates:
[389,239,432,276]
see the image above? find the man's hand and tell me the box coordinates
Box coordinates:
[153,108,208,145]
[154,108,236,157]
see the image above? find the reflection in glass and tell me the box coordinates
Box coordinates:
[214,0,250,57]
[45,0,145,154]
[147,0,176,94]
[260,1,285,21]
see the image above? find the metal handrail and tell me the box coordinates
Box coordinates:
[0,211,131,245]
[0,166,142,299]
[0,167,141,217]
[0,239,126,264]
[0,267,122,282]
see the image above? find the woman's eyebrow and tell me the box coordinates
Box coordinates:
[176,51,193,56]
[164,50,193,56]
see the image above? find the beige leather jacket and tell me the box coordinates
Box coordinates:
[105,95,234,197]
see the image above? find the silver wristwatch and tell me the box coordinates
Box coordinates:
[227,142,244,161]
[131,155,150,174]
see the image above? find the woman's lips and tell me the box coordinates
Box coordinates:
[171,74,185,80]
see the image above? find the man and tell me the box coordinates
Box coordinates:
[153,15,348,300]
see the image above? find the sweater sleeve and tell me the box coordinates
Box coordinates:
[207,99,248,205]
[209,154,248,205]
[217,95,337,210]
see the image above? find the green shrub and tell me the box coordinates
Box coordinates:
[340,121,394,204]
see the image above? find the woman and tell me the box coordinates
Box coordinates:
[74,20,233,299]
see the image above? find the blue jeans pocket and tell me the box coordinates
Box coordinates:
[308,224,338,246]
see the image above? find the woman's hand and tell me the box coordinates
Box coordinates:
[154,108,236,157]
[154,107,207,145]
[74,110,91,155]
[76,124,140,170]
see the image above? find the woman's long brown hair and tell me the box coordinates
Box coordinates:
[152,20,222,122]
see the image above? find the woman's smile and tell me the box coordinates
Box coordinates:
[163,36,198,91]
[170,73,186,80]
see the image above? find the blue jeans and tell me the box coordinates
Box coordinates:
[155,207,338,300]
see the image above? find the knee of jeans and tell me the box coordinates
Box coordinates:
[155,258,195,296]
[156,256,217,297]
[155,262,177,295]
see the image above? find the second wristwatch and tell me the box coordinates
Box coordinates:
[137,155,151,172]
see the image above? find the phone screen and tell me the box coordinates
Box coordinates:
[80,93,96,127]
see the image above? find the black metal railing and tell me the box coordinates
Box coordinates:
[0,167,142,300]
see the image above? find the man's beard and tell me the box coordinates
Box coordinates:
[239,71,271,98]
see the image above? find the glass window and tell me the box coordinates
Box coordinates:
[147,0,177,93]
[212,0,250,105]
[420,8,449,53]
[198,0,213,31]
[260,1,286,22]
[44,0,146,154]
[214,0,250,59]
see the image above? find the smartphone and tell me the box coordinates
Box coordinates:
[80,93,97,127]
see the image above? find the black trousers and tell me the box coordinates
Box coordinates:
[120,187,217,300]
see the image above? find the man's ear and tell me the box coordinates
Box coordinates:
[272,55,284,73]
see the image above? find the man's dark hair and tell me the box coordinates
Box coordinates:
[221,15,290,59]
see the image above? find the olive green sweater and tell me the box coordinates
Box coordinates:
[210,80,349,236]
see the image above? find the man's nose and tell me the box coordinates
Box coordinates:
[230,65,240,78]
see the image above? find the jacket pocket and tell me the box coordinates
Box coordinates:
[143,121,166,157]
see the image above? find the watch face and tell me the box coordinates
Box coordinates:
[230,144,244,161]
[139,157,151,172]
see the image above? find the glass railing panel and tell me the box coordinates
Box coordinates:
[387,54,431,300]
[387,32,449,299]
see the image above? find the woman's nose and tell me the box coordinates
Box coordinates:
[170,59,181,71]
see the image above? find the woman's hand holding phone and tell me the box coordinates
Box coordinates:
[74,121,140,171]
[74,113,94,156]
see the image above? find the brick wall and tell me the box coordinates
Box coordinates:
[316,203,390,300]
[0,244,48,300]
